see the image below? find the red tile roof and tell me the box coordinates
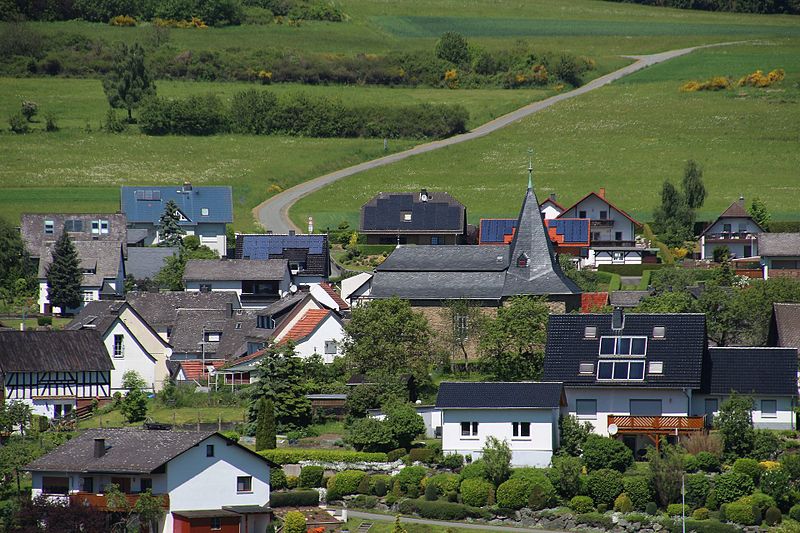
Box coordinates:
[178,360,224,381]
[581,292,609,313]
[280,309,330,344]
[319,282,349,310]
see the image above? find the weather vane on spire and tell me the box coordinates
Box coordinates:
[527,148,534,190]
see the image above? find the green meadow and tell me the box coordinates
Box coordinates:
[291,41,800,229]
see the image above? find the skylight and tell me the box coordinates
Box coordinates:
[599,336,646,356]
[597,360,645,381]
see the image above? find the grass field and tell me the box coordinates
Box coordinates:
[291,41,800,229]
[78,403,246,428]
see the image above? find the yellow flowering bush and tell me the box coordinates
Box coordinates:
[760,461,781,471]
[738,69,785,87]
[531,64,548,85]
[444,69,458,89]
[671,247,689,260]
[258,70,273,84]
[267,184,283,194]
[153,17,207,28]
[681,76,731,92]
[109,15,136,26]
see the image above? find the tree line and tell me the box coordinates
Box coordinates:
[604,0,800,15]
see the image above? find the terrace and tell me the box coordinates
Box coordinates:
[608,414,706,450]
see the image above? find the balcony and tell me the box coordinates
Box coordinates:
[608,414,706,435]
[591,240,638,248]
[69,492,170,511]
[704,232,758,243]
[240,292,280,304]
[591,219,615,228]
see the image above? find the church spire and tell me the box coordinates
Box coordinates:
[527,148,533,191]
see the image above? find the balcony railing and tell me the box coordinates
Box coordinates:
[704,232,757,242]
[69,492,170,511]
[591,240,638,248]
[607,414,706,434]
[591,219,615,228]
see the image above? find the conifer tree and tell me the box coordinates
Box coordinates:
[102,43,156,122]
[46,232,82,313]
[682,159,706,209]
[157,200,185,247]
[255,397,276,451]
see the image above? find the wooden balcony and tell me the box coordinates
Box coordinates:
[607,415,706,435]
[69,492,169,511]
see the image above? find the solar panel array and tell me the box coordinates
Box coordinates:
[479,219,517,244]
[240,234,326,259]
[134,190,161,201]
[547,219,589,244]
[362,194,463,231]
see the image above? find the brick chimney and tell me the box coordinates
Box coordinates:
[598,188,606,199]
[549,193,557,203]
[94,438,106,458]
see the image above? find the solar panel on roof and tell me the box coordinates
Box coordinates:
[134,190,161,201]
[240,234,325,259]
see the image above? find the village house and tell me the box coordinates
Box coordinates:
[699,198,763,260]
[182,259,291,308]
[758,233,800,279]
[340,272,373,308]
[0,330,113,419]
[124,246,179,284]
[25,427,276,533]
[235,232,330,283]
[20,213,129,261]
[360,189,467,245]
[120,183,232,257]
[67,300,173,392]
[768,302,800,358]
[436,381,564,467]
[539,194,565,220]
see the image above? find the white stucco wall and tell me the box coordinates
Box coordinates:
[540,204,562,220]
[103,320,158,392]
[692,394,795,430]
[562,195,635,242]
[185,280,243,294]
[591,249,644,266]
[342,273,372,307]
[441,408,557,467]
[293,315,344,363]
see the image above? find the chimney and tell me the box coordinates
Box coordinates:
[611,306,625,331]
[183,181,192,192]
[288,230,296,237]
[308,216,314,234]
[226,302,234,318]
[739,195,745,204]
[94,438,106,458]
[419,189,429,202]
[598,188,606,199]
[549,193,557,203]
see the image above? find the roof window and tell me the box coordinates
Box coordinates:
[402,212,412,222]
[517,253,529,268]
[579,362,595,374]
[599,336,647,356]
[44,220,54,234]
[648,361,664,375]
[201,208,210,216]
[64,219,83,232]
[653,326,666,338]
[584,326,597,339]
[134,189,161,201]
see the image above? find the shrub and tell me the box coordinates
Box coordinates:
[509,469,556,510]
[387,448,407,462]
[496,478,530,510]
[270,490,319,507]
[427,474,460,494]
[8,113,29,133]
[705,490,718,511]
[559,414,593,456]
[570,495,595,514]
[109,14,136,25]
[684,454,699,473]
[424,481,438,501]
[759,467,792,509]
[258,448,387,464]
[732,458,763,483]
[394,466,426,496]
[685,474,711,510]
[780,453,800,480]
[372,475,390,497]
[752,430,782,461]
[326,470,367,500]
[460,478,494,507]
[695,452,721,472]
[714,471,754,504]
[286,475,298,489]
[741,492,776,514]
[270,468,287,490]
[614,493,634,513]
[724,501,757,525]
[549,455,583,500]
[765,506,782,526]
[37,316,52,326]
[683,433,724,457]
[587,468,623,508]
[582,435,633,472]
[20,100,38,121]
[435,31,470,65]
[623,476,652,511]
[398,499,487,520]
[299,465,324,488]
[409,448,434,464]
[283,510,305,533]
[789,503,800,522]
[693,507,710,520]
[576,512,613,529]
[597,503,608,513]
[645,502,658,515]
[460,460,488,480]
[357,474,371,495]
[351,494,378,509]
[440,453,463,469]
[667,503,687,516]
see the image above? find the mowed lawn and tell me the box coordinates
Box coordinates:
[290,41,800,229]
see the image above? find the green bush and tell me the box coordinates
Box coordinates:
[286,475,298,489]
[398,498,488,520]
[326,470,367,500]
[8,113,29,134]
[685,474,711,510]
[283,510,305,533]
[740,492,776,514]
[759,467,792,509]
[258,448,387,464]
[587,468,624,507]
[667,503,687,516]
[724,501,757,525]
[37,316,52,326]
[435,31,470,65]
[351,494,378,509]
[780,453,800,480]
[409,448,435,464]
[269,490,319,507]
[714,471,754,504]
[460,460,488,480]
[695,452,720,472]
[508,469,556,510]
[789,503,800,522]
[271,468,287,490]
[765,506,782,526]
[597,503,608,513]
[424,481,438,501]
[705,490,718,510]
[752,430,782,461]
[496,478,530,510]
[732,458,763,483]
[681,519,739,533]
[684,454,699,473]
[597,264,667,276]
[576,512,613,529]
[299,465,324,488]
[139,93,229,135]
[372,474,390,497]
[460,478,494,507]
[645,502,658,515]
[387,448,407,462]
[427,473,460,494]
[440,453,464,469]
[570,495,595,514]
[394,466,427,496]
[692,507,710,520]
[582,435,633,472]
[614,493,634,513]
[357,474,371,495]
[549,455,583,500]
[623,476,652,511]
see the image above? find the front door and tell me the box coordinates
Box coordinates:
[704,398,718,428]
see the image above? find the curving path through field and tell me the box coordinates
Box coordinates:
[254,42,742,233]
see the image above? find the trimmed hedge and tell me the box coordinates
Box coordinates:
[724,501,758,525]
[460,478,494,507]
[622,476,652,511]
[299,465,324,488]
[496,478,530,510]
[460,460,488,480]
[395,466,427,497]
[598,264,667,276]
[427,473,461,494]
[269,490,320,507]
[258,448,387,464]
[587,468,624,507]
[570,495,595,514]
[398,498,490,520]
[732,458,763,483]
[326,470,368,500]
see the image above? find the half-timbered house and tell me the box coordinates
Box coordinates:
[0,331,113,419]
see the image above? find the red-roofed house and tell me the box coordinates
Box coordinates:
[309,282,350,313]
[274,309,344,363]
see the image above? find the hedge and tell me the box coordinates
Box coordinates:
[258,448,387,464]
[570,495,595,514]
[598,264,667,276]
[299,465,325,488]
[586,468,624,507]
[358,245,396,256]
[269,490,320,507]
[398,498,490,520]
[394,466,427,496]
[622,476,652,511]
[326,470,367,500]
[496,478,530,510]
[460,478,494,507]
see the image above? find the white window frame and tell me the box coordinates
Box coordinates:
[201,208,210,217]
[579,362,595,375]
[402,212,412,222]
[648,361,663,375]
[598,336,647,356]
[44,220,54,234]
[113,334,124,358]
[597,360,645,381]
[205,332,221,342]
[82,291,94,302]
[236,476,252,493]
[460,421,478,438]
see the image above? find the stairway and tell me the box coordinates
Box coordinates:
[356,521,373,533]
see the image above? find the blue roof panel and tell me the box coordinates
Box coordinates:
[240,234,326,259]
[120,186,233,224]
[547,219,589,244]
[479,219,517,244]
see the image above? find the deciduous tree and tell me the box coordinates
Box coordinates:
[748,197,770,230]
[435,32,470,65]
[718,392,755,459]
[480,296,549,380]
[439,299,486,372]
[250,343,311,428]
[120,371,148,424]
[482,436,512,486]
[45,232,82,313]
[682,159,706,209]
[102,42,155,121]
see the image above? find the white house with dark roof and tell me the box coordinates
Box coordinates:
[235,233,330,283]
[699,198,763,260]
[25,428,276,533]
[759,233,800,280]
[436,382,564,467]
[120,183,232,257]
[183,259,291,308]
[20,213,129,261]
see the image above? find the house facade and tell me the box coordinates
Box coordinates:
[436,382,563,467]
[26,428,275,533]
[758,233,800,280]
[120,183,232,257]
[20,213,129,261]
[539,194,565,220]
[699,199,763,260]
[360,189,467,245]
[183,259,291,308]
[235,232,330,283]
[0,331,113,418]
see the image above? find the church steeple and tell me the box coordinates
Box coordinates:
[527,148,533,191]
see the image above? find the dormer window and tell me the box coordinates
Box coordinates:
[91,220,109,235]
[205,331,221,342]
[652,326,666,339]
[201,208,210,216]
[402,212,412,222]
[584,326,597,339]
[517,253,529,268]
[648,361,664,375]
[579,362,595,374]
[44,220,54,234]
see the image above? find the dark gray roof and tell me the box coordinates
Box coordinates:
[183,259,288,282]
[758,233,800,257]
[126,291,241,330]
[126,228,149,245]
[770,303,800,352]
[609,291,652,308]
[216,308,275,359]
[370,270,507,300]
[25,428,276,473]
[38,240,124,287]
[706,347,797,396]
[378,246,509,272]
[125,247,179,280]
[236,234,330,278]
[170,309,228,356]
[436,382,564,409]
[0,330,113,372]
[21,213,128,258]
[66,300,126,332]
[361,191,465,234]
[543,313,707,388]
[120,185,233,224]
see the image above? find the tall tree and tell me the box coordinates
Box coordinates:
[102,42,155,121]
[479,296,549,380]
[682,159,706,209]
[748,197,770,230]
[157,200,185,247]
[653,180,694,247]
[717,393,755,460]
[0,217,35,296]
[255,397,276,451]
[120,371,148,424]
[249,343,311,428]
[45,232,82,313]
[153,235,217,290]
[439,299,486,372]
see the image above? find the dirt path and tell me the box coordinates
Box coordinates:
[253,42,743,233]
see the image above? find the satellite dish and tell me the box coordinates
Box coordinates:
[608,423,619,436]
[289,284,298,294]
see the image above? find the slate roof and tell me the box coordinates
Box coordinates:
[608,290,652,308]
[0,330,113,372]
[125,247,179,280]
[38,240,124,287]
[543,313,707,388]
[236,233,329,278]
[379,246,509,272]
[758,233,800,257]
[120,185,233,224]
[215,308,273,359]
[436,382,564,409]
[66,300,126,333]
[126,291,241,331]
[769,303,800,352]
[700,200,764,236]
[126,228,149,245]
[360,191,466,234]
[20,213,128,258]
[25,428,276,473]
[371,270,508,300]
[706,347,797,396]
[169,308,228,356]
[183,259,288,282]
